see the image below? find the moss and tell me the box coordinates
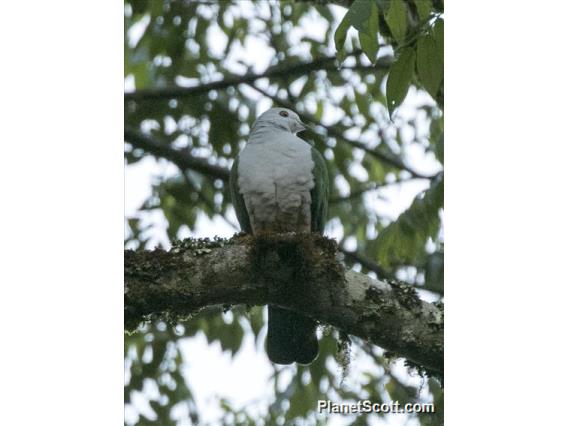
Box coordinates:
[428,307,444,331]
[383,350,400,363]
[387,279,422,311]
[124,245,204,331]
[247,232,344,308]
[364,287,395,316]
[171,235,230,256]
[126,236,248,332]
[335,331,352,381]
[404,358,443,384]
[365,285,386,305]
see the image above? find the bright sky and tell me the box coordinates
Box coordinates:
[125,3,442,425]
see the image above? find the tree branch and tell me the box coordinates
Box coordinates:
[296,0,355,7]
[341,248,392,280]
[341,248,444,296]
[125,233,443,375]
[124,52,390,102]
[124,127,230,182]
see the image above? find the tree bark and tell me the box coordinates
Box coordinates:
[125,233,443,376]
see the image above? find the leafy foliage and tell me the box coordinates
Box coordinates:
[376,173,443,268]
[125,322,199,425]
[386,47,416,116]
[334,0,444,113]
[385,0,408,44]
[125,0,444,424]
[417,19,444,101]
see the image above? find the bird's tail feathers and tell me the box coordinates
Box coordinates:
[266,305,318,365]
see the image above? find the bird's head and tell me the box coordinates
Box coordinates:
[252,108,312,134]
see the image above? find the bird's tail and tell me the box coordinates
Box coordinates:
[266,305,318,365]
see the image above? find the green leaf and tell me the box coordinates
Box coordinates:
[315,5,334,22]
[246,306,265,340]
[334,14,351,62]
[425,250,444,293]
[359,31,379,63]
[130,0,149,15]
[385,0,408,44]
[435,132,444,165]
[336,0,380,63]
[416,22,443,101]
[429,115,444,164]
[315,100,324,121]
[433,18,444,50]
[223,318,244,356]
[414,0,432,20]
[347,0,376,34]
[376,174,443,267]
[363,155,386,181]
[149,0,163,18]
[354,90,369,116]
[386,47,416,117]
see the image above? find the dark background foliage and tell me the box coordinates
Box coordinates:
[124,0,444,424]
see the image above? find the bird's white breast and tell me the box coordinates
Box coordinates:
[237,131,314,233]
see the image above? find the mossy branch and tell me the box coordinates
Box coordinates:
[124,233,443,375]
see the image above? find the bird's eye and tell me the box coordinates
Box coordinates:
[279,111,289,117]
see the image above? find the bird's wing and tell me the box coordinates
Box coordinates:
[229,155,252,233]
[310,146,329,234]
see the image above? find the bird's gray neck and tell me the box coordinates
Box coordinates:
[249,122,291,144]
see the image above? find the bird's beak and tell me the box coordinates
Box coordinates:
[295,119,315,133]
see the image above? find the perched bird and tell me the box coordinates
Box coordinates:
[229,107,329,365]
